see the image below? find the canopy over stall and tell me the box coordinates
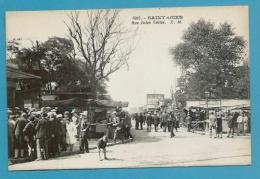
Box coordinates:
[7,63,42,109]
[7,66,41,80]
[42,97,128,137]
[42,98,128,109]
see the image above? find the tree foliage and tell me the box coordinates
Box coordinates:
[171,19,248,105]
[7,37,108,95]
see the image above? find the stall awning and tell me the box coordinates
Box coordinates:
[96,100,128,108]
[42,98,129,108]
[7,66,41,80]
[42,97,85,107]
[230,105,250,111]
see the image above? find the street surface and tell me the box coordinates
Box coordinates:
[9,126,251,170]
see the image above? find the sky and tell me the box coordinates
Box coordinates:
[6,6,249,109]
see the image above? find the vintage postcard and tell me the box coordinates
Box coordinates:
[6,6,250,170]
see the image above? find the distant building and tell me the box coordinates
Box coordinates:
[146,94,165,111]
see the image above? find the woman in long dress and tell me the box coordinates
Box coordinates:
[66,119,77,151]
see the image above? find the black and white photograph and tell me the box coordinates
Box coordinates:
[6,6,250,170]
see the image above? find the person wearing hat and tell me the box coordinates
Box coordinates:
[215,112,223,138]
[208,111,215,137]
[8,114,16,158]
[116,106,122,113]
[139,113,144,130]
[123,113,133,140]
[134,113,140,130]
[167,112,173,132]
[199,110,206,131]
[154,113,160,132]
[72,111,79,123]
[227,112,237,138]
[55,114,63,155]
[51,109,57,113]
[79,112,90,153]
[168,112,176,138]
[146,112,152,132]
[13,113,28,159]
[45,107,51,112]
[35,113,49,160]
[112,115,125,144]
[14,107,20,115]
[161,111,168,132]
[113,108,127,143]
[23,116,37,160]
[48,113,59,157]
[186,112,192,132]
[175,112,180,132]
[97,135,108,161]
[7,109,12,120]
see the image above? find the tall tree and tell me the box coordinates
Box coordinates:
[65,10,136,98]
[9,40,48,92]
[171,19,248,102]
[41,37,75,93]
[7,37,98,94]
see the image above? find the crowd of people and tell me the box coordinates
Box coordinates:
[133,108,250,140]
[7,105,250,163]
[8,106,133,162]
[185,109,250,139]
[8,107,87,161]
[108,107,133,143]
[133,111,180,138]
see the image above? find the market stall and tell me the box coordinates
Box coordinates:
[42,98,128,138]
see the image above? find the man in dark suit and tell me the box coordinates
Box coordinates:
[60,113,68,151]
[161,112,168,132]
[186,112,192,132]
[134,113,139,130]
[79,113,90,153]
[139,113,144,130]
[55,114,63,155]
[113,108,126,143]
[35,113,49,160]
[227,112,238,138]
[146,113,152,132]
[23,116,37,160]
[168,112,176,138]
[8,114,16,158]
[14,113,28,159]
[48,114,58,157]
[123,113,133,140]
[154,113,160,132]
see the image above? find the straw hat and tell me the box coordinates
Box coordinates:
[9,115,15,119]
[80,111,88,116]
[56,114,63,118]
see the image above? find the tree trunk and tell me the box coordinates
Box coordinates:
[90,78,98,99]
